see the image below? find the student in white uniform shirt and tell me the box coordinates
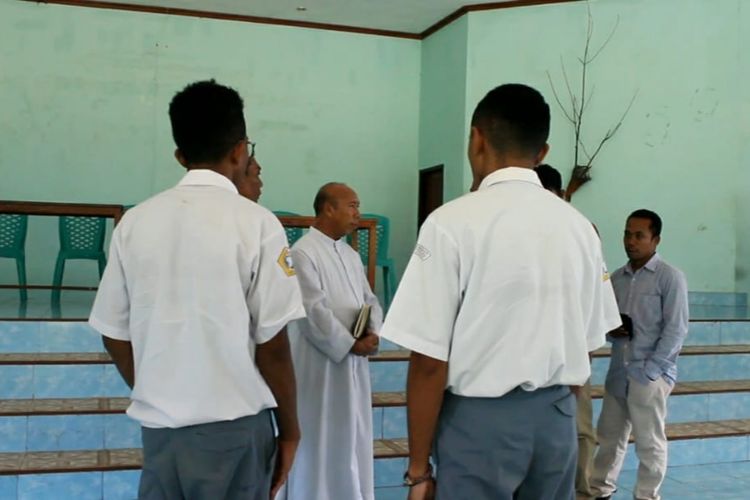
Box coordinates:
[281,182,382,500]
[379,84,622,500]
[89,80,306,500]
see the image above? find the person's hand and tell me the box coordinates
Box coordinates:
[569,385,582,398]
[407,479,436,500]
[608,326,630,339]
[351,333,379,356]
[270,438,299,499]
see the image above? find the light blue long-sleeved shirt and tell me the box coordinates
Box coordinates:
[605,253,689,398]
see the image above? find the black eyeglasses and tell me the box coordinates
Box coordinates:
[246,139,256,159]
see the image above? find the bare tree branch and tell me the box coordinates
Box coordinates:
[548,0,636,202]
[547,71,576,125]
[560,57,578,118]
[589,15,620,63]
[586,90,638,165]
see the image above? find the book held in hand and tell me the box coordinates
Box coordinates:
[351,304,372,339]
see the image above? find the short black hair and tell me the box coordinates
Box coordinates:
[313,182,345,216]
[535,164,562,192]
[628,209,662,237]
[168,80,246,165]
[471,84,550,158]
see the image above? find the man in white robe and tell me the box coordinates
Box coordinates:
[282,182,383,500]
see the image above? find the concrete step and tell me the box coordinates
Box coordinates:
[5,378,750,417]
[2,418,750,475]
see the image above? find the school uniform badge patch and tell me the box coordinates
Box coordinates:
[278,247,296,276]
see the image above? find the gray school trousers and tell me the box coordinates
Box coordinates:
[434,385,577,500]
[138,410,276,500]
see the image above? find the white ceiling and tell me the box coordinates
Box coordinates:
[92,0,518,34]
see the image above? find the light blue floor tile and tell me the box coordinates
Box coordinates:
[709,393,750,421]
[38,322,102,353]
[0,476,18,500]
[382,407,407,439]
[620,444,638,470]
[103,471,140,500]
[667,394,710,423]
[665,462,734,483]
[18,472,102,500]
[690,305,749,320]
[0,366,34,398]
[685,321,720,345]
[33,365,105,398]
[668,436,748,467]
[715,355,750,380]
[104,414,141,449]
[699,460,750,478]
[0,322,40,353]
[720,321,750,344]
[592,398,602,425]
[689,292,746,307]
[372,408,384,440]
[102,365,132,397]
[379,339,401,351]
[375,486,408,500]
[27,415,104,451]
[0,416,27,452]
[591,358,609,385]
[374,458,406,488]
[677,355,718,381]
[370,362,407,393]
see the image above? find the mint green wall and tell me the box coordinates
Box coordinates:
[418,16,469,202]
[1,0,747,296]
[459,0,742,291]
[0,1,419,289]
[737,0,750,302]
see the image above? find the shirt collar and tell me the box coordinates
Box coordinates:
[310,226,344,246]
[625,253,661,274]
[477,167,543,191]
[178,169,238,195]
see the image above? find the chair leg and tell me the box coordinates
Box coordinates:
[98,255,107,278]
[51,256,65,307]
[387,265,397,309]
[16,256,28,303]
[382,265,391,309]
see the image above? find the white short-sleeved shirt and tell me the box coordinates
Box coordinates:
[380,167,621,398]
[89,169,305,428]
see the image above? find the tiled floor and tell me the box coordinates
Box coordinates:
[0,289,748,321]
[375,462,750,499]
[609,461,750,499]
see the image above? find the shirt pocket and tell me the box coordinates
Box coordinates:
[633,293,662,333]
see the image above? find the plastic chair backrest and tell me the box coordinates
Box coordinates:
[273,211,304,246]
[0,214,28,258]
[353,213,390,265]
[59,216,106,256]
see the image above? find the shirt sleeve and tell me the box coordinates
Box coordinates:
[247,218,306,344]
[89,228,131,341]
[587,247,622,352]
[644,268,690,380]
[379,218,460,361]
[358,257,384,332]
[291,247,356,363]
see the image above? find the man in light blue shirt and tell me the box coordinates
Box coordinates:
[590,209,689,500]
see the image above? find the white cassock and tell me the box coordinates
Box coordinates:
[281,227,383,500]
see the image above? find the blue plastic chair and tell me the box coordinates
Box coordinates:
[51,216,107,306]
[352,213,397,308]
[273,211,304,247]
[0,214,28,302]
